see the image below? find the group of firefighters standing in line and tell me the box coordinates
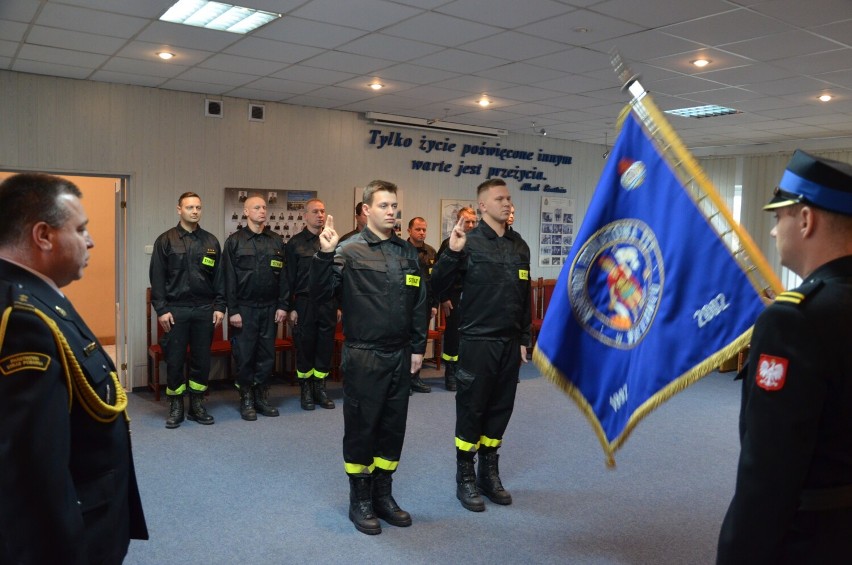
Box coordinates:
[148,178,531,534]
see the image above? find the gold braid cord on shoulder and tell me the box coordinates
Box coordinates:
[2,303,128,423]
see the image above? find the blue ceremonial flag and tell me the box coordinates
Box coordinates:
[533,109,767,466]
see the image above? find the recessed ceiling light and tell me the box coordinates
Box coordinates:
[818,94,832,102]
[478,97,490,107]
[691,58,711,68]
[160,0,281,34]
[369,82,383,90]
[156,51,175,60]
[665,104,742,118]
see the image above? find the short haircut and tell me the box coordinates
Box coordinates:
[305,198,324,209]
[178,191,200,206]
[363,180,397,204]
[408,217,426,229]
[457,206,476,220]
[355,202,365,216]
[477,178,507,197]
[0,173,82,247]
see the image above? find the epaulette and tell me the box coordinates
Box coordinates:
[773,279,824,306]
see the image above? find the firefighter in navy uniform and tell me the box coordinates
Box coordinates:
[285,198,336,410]
[431,179,531,513]
[718,150,852,564]
[311,180,428,535]
[223,195,289,421]
[406,216,437,394]
[149,191,226,428]
[436,206,477,391]
[0,173,147,564]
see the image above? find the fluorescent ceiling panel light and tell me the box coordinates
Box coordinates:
[665,104,741,119]
[160,0,281,34]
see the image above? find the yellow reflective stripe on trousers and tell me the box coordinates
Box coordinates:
[373,457,399,471]
[441,352,458,362]
[480,435,502,448]
[166,384,186,396]
[297,369,314,379]
[188,380,207,392]
[313,369,329,379]
[344,461,375,475]
[455,437,479,452]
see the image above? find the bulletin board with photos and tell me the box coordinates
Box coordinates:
[539,196,575,267]
[224,188,317,241]
[440,199,481,242]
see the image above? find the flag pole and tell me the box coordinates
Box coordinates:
[611,50,784,297]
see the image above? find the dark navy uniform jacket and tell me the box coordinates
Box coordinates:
[0,259,147,564]
[718,255,852,563]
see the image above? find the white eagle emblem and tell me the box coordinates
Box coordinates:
[756,354,788,391]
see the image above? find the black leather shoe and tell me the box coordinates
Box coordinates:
[410,375,431,393]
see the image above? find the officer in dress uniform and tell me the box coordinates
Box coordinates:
[717,150,852,564]
[0,173,147,564]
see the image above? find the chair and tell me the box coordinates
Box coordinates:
[530,277,543,350]
[208,321,232,380]
[146,287,165,400]
[425,306,444,370]
[540,278,557,319]
[275,322,295,383]
[331,319,345,381]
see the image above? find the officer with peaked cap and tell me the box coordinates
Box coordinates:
[718,150,852,564]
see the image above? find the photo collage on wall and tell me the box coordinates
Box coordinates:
[440,199,481,242]
[539,196,575,267]
[225,187,317,241]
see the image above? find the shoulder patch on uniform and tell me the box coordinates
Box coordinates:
[0,352,51,376]
[773,279,824,306]
[756,354,787,391]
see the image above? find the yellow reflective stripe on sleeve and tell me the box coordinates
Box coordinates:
[775,291,805,304]
[406,274,421,287]
[480,435,502,448]
[167,384,186,396]
[373,457,399,471]
[313,370,329,379]
[441,353,458,362]
[297,369,314,379]
[344,462,375,475]
[455,437,479,452]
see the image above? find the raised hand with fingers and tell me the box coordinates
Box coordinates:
[319,214,339,253]
[448,215,468,252]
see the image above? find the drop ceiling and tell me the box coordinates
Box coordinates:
[2,0,852,150]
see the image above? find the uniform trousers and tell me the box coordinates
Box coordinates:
[230,304,276,388]
[161,304,214,394]
[293,295,335,378]
[454,337,520,452]
[342,345,411,475]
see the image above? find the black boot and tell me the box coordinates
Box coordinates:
[444,362,457,391]
[299,379,315,411]
[476,450,512,505]
[165,394,184,429]
[312,377,335,409]
[253,384,280,417]
[186,392,214,425]
[372,472,412,527]
[348,476,381,535]
[410,372,431,393]
[238,386,257,421]
[456,457,485,512]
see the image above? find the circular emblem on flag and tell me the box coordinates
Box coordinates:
[619,160,646,191]
[568,219,664,349]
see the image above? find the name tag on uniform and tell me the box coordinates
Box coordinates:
[519,269,529,280]
[202,257,215,267]
[270,259,283,269]
[406,274,421,287]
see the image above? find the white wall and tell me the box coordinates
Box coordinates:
[0,70,605,387]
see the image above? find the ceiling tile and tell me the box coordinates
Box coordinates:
[459,32,567,61]
[224,37,323,64]
[592,0,736,28]
[292,0,423,32]
[661,8,794,46]
[116,41,213,66]
[722,30,841,61]
[749,0,852,28]
[373,63,461,85]
[17,44,107,68]
[12,59,92,79]
[89,69,167,87]
[245,76,320,94]
[56,0,176,18]
[200,53,288,76]
[382,12,500,47]
[411,49,508,74]
[438,0,573,28]
[475,62,565,84]
[35,2,148,38]
[159,78,231,95]
[178,67,259,87]
[136,21,242,52]
[26,26,127,56]
[301,51,394,74]
[271,65,356,85]
[520,9,646,46]
[254,17,367,49]
[101,56,188,78]
[338,34,444,62]
[0,19,28,41]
